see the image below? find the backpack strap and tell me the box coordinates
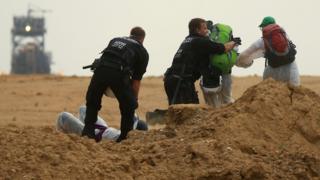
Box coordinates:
[210,25,220,42]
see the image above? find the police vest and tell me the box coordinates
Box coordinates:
[169,36,200,79]
[209,24,238,74]
[101,37,142,69]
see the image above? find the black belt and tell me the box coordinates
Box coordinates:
[101,61,124,71]
[170,74,193,81]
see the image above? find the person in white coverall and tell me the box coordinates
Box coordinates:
[236,16,299,86]
[56,106,148,142]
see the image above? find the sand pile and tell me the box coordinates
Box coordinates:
[1,79,320,179]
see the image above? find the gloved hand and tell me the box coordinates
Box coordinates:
[232,37,242,45]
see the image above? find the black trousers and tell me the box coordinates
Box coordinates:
[164,75,199,105]
[84,66,137,141]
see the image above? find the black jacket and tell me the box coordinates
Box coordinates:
[167,34,225,82]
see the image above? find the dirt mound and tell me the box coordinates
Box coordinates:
[1,79,320,179]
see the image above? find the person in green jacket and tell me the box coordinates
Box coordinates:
[200,20,241,107]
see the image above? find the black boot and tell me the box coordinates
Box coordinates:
[81,124,95,139]
[82,106,99,141]
[116,133,127,143]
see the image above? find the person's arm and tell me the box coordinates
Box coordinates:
[194,36,240,55]
[132,80,141,98]
[224,41,237,52]
[194,38,225,55]
[236,39,264,68]
[131,47,149,99]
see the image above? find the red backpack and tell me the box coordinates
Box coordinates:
[262,24,289,55]
[262,24,296,67]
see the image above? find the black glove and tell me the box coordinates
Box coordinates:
[232,37,242,45]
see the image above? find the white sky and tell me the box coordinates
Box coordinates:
[1,0,319,76]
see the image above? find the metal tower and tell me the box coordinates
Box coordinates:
[11,5,52,74]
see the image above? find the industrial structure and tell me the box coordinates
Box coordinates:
[11,5,52,74]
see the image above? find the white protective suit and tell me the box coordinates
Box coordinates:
[200,74,234,108]
[56,106,143,141]
[236,38,300,86]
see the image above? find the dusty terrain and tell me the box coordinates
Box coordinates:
[0,75,320,179]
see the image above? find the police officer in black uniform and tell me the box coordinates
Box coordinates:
[82,27,149,142]
[164,18,238,105]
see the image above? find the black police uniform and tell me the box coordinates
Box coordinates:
[82,36,148,142]
[164,34,225,105]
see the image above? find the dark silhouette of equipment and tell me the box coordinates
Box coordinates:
[11,5,52,74]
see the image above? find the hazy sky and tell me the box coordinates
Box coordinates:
[1,0,319,76]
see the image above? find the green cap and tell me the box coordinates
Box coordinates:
[259,16,276,28]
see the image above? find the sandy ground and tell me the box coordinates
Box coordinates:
[0,75,320,128]
[0,75,320,179]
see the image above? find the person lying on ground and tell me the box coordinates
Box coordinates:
[56,106,148,142]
